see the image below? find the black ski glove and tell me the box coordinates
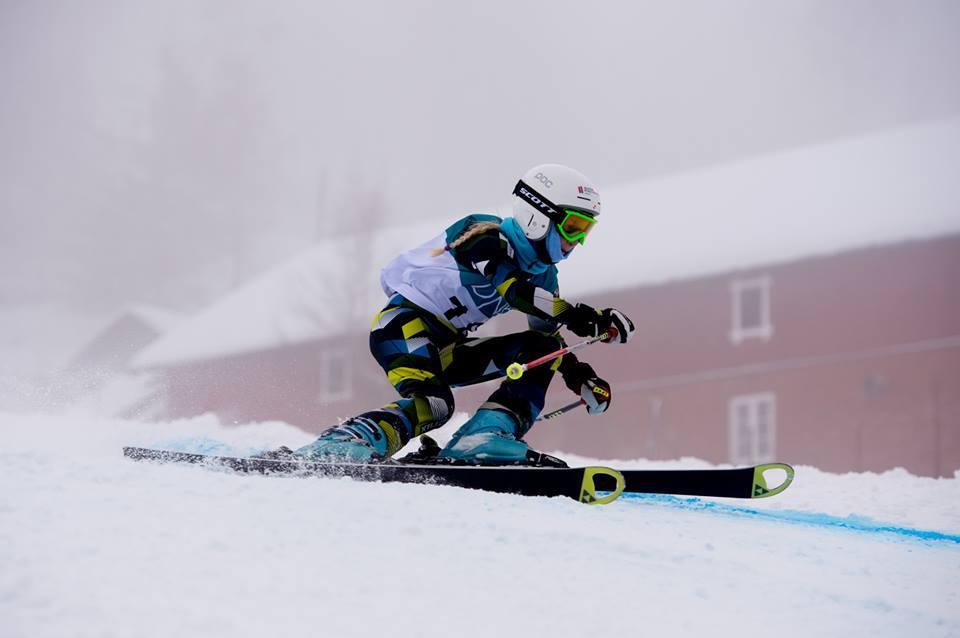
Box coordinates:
[563,304,636,344]
[562,360,612,415]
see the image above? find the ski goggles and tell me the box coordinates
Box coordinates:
[513,180,599,245]
[556,209,597,245]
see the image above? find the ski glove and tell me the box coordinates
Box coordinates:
[580,376,612,415]
[564,304,636,344]
[563,361,612,415]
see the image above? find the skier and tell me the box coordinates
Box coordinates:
[291,163,635,465]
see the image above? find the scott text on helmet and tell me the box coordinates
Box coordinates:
[517,185,559,218]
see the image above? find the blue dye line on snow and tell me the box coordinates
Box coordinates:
[620,492,960,545]
[142,439,959,545]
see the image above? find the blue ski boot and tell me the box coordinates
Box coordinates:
[438,408,566,467]
[293,418,388,463]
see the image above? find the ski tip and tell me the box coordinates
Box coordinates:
[751,463,795,498]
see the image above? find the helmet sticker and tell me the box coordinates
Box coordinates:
[577,185,599,198]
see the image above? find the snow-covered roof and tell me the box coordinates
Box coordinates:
[133,117,960,369]
[66,304,185,371]
[125,305,184,334]
[132,229,434,369]
[557,116,960,297]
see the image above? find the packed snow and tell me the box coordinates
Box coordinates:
[2,411,958,638]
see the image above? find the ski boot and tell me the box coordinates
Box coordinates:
[438,408,567,467]
[291,419,388,463]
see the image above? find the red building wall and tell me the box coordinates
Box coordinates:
[525,234,960,476]
[155,341,396,430]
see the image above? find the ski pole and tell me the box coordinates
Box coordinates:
[537,399,585,421]
[505,327,617,380]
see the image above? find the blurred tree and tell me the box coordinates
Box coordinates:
[55,51,270,312]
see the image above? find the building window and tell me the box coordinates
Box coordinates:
[730,276,773,344]
[319,349,352,403]
[728,393,776,465]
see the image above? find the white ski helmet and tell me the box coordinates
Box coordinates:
[511,163,601,243]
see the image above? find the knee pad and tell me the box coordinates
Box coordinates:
[425,387,455,424]
[406,385,455,427]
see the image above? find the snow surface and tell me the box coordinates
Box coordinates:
[2,411,959,638]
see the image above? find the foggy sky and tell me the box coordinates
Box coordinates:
[2,0,959,319]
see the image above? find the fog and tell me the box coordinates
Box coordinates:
[2,0,959,380]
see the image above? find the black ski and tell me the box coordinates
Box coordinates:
[398,436,794,499]
[123,446,794,503]
[122,446,624,504]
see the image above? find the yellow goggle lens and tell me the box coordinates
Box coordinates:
[558,210,597,244]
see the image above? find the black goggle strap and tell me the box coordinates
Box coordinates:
[512,180,564,224]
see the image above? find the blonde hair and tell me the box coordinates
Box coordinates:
[430,221,501,257]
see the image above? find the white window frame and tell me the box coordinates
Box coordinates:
[729,275,773,344]
[319,348,352,403]
[728,393,777,465]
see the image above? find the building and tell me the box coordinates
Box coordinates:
[528,234,960,477]
[55,305,182,413]
[68,305,183,375]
